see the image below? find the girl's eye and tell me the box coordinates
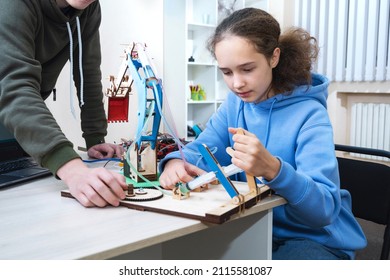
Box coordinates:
[222,71,232,75]
[243,68,253,72]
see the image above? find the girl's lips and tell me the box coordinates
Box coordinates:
[236,91,251,98]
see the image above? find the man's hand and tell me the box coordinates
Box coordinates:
[87,143,124,159]
[57,158,127,207]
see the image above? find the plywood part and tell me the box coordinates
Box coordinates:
[61,182,285,224]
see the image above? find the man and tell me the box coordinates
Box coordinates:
[0,0,127,207]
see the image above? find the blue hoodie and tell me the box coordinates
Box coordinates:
[159,73,367,258]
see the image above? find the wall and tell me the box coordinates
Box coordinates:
[268,0,295,30]
[45,0,164,149]
[327,82,390,145]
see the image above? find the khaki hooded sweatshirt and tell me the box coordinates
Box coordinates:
[0,0,107,175]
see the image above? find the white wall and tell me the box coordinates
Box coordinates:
[268,0,295,30]
[46,0,164,149]
[327,82,390,145]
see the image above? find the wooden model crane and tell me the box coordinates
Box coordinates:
[106,43,162,183]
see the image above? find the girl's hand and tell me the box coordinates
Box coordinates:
[159,159,206,189]
[228,127,280,181]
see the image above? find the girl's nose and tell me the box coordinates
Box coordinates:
[233,75,245,90]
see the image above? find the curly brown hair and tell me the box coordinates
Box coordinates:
[207,8,319,94]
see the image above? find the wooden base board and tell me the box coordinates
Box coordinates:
[61,182,285,224]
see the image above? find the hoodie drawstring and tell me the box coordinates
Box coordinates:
[239,98,276,148]
[76,17,85,107]
[264,99,276,148]
[66,16,84,119]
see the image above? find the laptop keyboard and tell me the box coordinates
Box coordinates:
[0,158,38,173]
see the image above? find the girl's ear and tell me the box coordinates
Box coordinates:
[271,48,280,68]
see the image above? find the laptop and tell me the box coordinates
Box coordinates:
[0,122,51,189]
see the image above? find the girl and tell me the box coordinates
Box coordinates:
[158,8,366,259]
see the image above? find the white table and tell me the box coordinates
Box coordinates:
[0,164,285,260]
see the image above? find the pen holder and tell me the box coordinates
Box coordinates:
[190,85,206,101]
[191,90,198,100]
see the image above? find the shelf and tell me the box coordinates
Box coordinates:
[188,23,216,30]
[188,62,216,66]
[187,100,215,104]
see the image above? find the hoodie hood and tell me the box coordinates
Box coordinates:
[236,73,330,148]
[251,73,329,110]
[40,0,85,23]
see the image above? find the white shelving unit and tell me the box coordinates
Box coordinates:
[163,0,268,140]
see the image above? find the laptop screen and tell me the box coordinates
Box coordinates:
[0,122,52,188]
[0,122,25,161]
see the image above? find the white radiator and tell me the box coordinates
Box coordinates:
[350,102,390,161]
[295,0,390,82]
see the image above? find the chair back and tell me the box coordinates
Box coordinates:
[337,157,390,224]
[335,144,390,259]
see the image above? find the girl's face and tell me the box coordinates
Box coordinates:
[56,0,96,9]
[215,36,280,103]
